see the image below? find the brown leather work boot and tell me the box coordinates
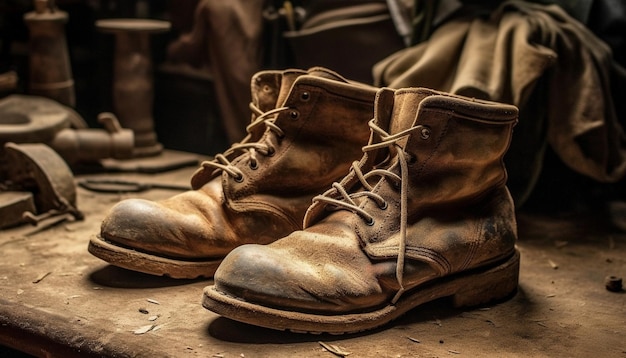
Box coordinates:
[203,87,521,334]
[88,67,378,278]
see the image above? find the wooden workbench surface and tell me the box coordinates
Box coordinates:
[1,160,625,357]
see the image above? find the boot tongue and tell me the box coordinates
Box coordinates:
[275,69,308,106]
[389,88,439,136]
[275,67,350,106]
[306,66,350,82]
[359,87,442,185]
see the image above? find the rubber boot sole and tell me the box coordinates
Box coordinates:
[88,235,220,279]
[202,249,520,334]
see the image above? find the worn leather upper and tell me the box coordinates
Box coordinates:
[213,87,519,312]
[100,67,378,259]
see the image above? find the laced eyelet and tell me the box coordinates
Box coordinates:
[289,110,300,120]
[407,153,417,164]
[267,147,276,156]
[366,217,375,226]
[300,92,310,101]
[420,126,431,140]
[233,173,244,183]
[378,201,388,210]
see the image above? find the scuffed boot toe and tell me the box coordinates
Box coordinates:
[99,198,204,257]
[89,197,224,279]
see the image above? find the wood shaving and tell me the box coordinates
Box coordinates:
[548,259,559,269]
[319,341,351,357]
[147,298,160,305]
[32,271,51,283]
[133,324,155,335]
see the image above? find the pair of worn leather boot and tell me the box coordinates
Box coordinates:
[89,67,520,334]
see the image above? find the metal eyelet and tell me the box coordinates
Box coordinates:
[366,217,375,226]
[249,161,258,170]
[379,201,388,210]
[233,173,244,183]
[420,126,431,140]
[289,110,300,120]
[300,91,310,101]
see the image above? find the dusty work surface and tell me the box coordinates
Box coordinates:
[0,163,625,358]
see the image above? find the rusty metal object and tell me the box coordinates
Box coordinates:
[605,275,623,292]
[24,0,75,107]
[97,18,171,158]
[0,95,134,164]
[0,95,68,144]
[77,178,190,193]
[0,191,36,229]
[1,142,83,229]
[50,112,133,164]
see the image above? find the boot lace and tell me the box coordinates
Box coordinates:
[312,119,430,304]
[197,103,290,181]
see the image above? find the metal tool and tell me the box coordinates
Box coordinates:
[1,142,83,229]
[96,18,171,157]
[77,178,190,193]
[24,0,75,107]
[0,95,134,164]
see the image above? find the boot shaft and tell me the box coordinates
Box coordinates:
[190,68,377,192]
[369,88,518,270]
[306,87,518,225]
[304,87,518,273]
[395,88,518,209]
[226,69,378,198]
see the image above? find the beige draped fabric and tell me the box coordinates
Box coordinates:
[373,0,626,203]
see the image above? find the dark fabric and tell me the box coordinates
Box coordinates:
[164,0,404,143]
[587,0,626,67]
[373,0,626,206]
[282,1,406,83]
[167,0,268,144]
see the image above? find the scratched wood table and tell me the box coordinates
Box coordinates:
[0,157,625,357]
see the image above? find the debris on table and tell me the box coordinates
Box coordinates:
[605,275,623,292]
[319,341,351,357]
[32,271,51,283]
[132,324,155,335]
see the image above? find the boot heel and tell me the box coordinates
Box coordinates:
[451,249,520,308]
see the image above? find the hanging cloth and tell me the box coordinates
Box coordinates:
[373,0,626,204]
